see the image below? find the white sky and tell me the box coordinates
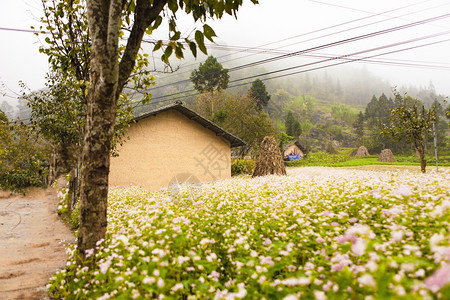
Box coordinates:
[1,0,450,106]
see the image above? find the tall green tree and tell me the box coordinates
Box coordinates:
[54,0,258,264]
[190,56,229,94]
[190,56,229,115]
[249,79,270,110]
[354,111,364,145]
[285,111,301,138]
[380,92,437,173]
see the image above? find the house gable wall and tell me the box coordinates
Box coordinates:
[109,109,231,191]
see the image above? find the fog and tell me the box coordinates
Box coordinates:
[1,0,449,110]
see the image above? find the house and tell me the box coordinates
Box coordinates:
[283,141,305,161]
[108,102,245,191]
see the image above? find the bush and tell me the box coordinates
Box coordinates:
[231,158,255,175]
[0,121,50,192]
[287,151,350,167]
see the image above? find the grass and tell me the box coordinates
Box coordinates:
[287,153,450,169]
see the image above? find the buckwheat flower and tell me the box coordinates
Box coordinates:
[115,276,124,282]
[396,185,413,197]
[331,222,339,227]
[157,277,165,288]
[258,275,267,285]
[316,237,325,243]
[357,274,376,288]
[235,283,247,298]
[142,276,155,285]
[153,269,160,277]
[313,290,327,300]
[263,238,272,246]
[323,281,333,291]
[85,248,95,258]
[366,261,378,273]
[391,230,404,242]
[352,238,368,256]
[394,285,406,296]
[171,283,184,292]
[349,217,358,223]
[424,264,450,293]
[283,295,299,300]
[99,260,111,274]
[400,262,416,273]
[415,269,425,278]
[116,235,129,245]
[211,270,220,281]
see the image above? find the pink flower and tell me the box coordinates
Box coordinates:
[424,264,450,293]
[349,217,358,223]
[351,238,368,256]
[262,238,272,246]
[99,260,111,274]
[396,185,413,197]
[331,222,339,227]
[336,235,357,244]
[316,237,326,243]
[260,256,274,267]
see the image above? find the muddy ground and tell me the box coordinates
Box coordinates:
[0,188,74,299]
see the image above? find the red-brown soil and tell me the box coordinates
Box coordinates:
[0,188,74,299]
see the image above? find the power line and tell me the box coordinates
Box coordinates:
[131,32,450,110]
[143,12,450,93]
[150,0,445,83]
[0,26,48,34]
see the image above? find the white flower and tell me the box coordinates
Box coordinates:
[357,274,376,288]
[99,260,111,274]
[314,290,327,300]
[143,276,155,285]
[157,277,165,288]
[171,283,184,292]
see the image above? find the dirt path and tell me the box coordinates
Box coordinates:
[0,188,74,299]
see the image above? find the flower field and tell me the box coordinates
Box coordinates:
[49,167,450,299]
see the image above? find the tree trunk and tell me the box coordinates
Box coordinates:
[77,0,167,264]
[77,0,122,264]
[416,142,426,173]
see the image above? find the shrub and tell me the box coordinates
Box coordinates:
[0,121,50,192]
[231,158,255,175]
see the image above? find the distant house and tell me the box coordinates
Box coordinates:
[109,102,245,191]
[283,142,305,161]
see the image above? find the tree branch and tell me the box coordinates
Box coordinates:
[116,0,168,100]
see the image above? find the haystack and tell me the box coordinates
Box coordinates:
[253,136,286,177]
[378,149,395,162]
[355,146,370,158]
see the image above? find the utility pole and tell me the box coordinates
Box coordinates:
[433,122,438,172]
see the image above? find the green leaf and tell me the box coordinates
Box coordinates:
[168,0,178,13]
[152,16,163,30]
[174,45,184,59]
[153,40,163,52]
[195,30,207,55]
[162,46,173,64]
[203,24,216,43]
[188,41,197,58]
[170,31,181,41]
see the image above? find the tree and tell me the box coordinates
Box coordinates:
[190,56,229,116]
[56,0,258,264]
[354,111,364,144]
[194,91,275,156]
[249,79,270,110]
[380,92,437,173]
[285,111,301,138]
[190,56,229,94]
